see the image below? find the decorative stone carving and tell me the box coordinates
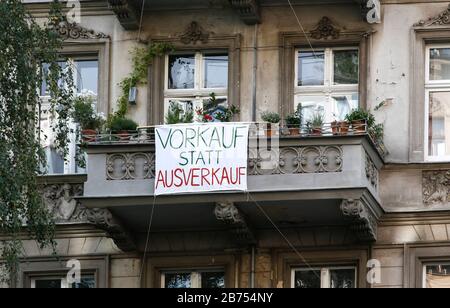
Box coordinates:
[107,152,155,180]
[42,183,87,223]
[365,152,378,189]
[423,170,450,206]
[341,199,377,242]
[214,202,256,245]
[310,17,340,40]
[415,4,450,27]
[180,22,211,45]
[229,0,261,25]
[248,146,343,176]
[86,208,136,252]
[108,0,139,30]
[52,21,110,40]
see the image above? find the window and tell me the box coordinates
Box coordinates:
[423,263,450,288]
[292,266,356,288]
[295,48,359,124]
[40,55,99,174]
[30,275,96,289]
[164,52,229,123]
[161,270,225,289]
[425,45,450,161]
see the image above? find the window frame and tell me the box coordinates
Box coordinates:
[29,272,96,289]
[291,265,357,289]
[422,262,450,288]
[161,268,226,289]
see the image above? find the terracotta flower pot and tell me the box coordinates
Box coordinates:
[339,121,350,135]
[288,127,300,136]
[81,129,97,142]
[265,124,278,138]
[331,121,339,135]
[352,120,366,133]
[117,131,131,141]
[311,127,322,136]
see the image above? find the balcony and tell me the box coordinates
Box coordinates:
[78,123,385,250]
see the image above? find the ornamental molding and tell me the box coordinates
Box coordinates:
[179,22,211,45]
[414,4,450,27]
[52,21,110,40]
[229,0,261,25]
[108,0,139,30]
[423,170,450,207]
[365,152,378,190]
[86,208,136,252]
[215,202,256,245]
[310,17,340,40]
[42,183,87,223]
[341,199,377,242]
[107,152,155,180]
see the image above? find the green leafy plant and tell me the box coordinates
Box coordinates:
[109,117,139,132]
[197,93,240,123]
[166,102,194,124]
[286,104,303,127]
[72,95,104,131]
[345,108,375,127]
[261,111,281,124]
[310,111,325,128]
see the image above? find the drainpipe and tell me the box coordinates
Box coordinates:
[251,23,258,122]
[250,246,256,288]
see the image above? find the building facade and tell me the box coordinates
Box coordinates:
[8,0,450,288]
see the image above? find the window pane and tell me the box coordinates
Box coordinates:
[298,51,324,86]
[201,272,225,288]
[294,270,321,288]
[201,96,229,122]
[165,273,192,288]
[34,279,62,289]
[75,60,98,94]
[296,95,332,123]
[332,94,359,121]
[426,265,450,288]
[330,269,356,288]
[204,54,228,88]
[165,99,196,124]
[334,50,359,85]
[430,48,450,80]
[40,61,66,96]
[428,91,450,157]
[169,55,195,89]
[71,276,95,289]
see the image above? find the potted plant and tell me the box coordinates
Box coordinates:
[261,111,281,137]
[331,115,350,136]
[285,113,301,136]
[109,116,139,140]
[345,108,375,133]
[71,95,105,142]
[310,111,325,136]
[166,101,194,124]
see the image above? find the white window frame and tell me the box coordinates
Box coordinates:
[294,47,359,122]
[161,269,225,289]
[425,44,450,162]
[291,266,357,289]
[423,262,450,288]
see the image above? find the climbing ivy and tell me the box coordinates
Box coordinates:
[0,0,75,284]
[113,43,174,121]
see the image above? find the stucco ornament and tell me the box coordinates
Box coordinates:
[180,22,211,45]
[51,20,110,40]
[423,170,450,206]
[42,183,86,222]
[341,199,377,242]
[310,17,340,40]
[415,4,450,27]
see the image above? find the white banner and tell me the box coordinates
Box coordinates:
[155,123,249,196]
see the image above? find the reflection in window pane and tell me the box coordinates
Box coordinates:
[202,97,228,122]
[34,279,62,289]
[426,265,450,288]
[204,54,228,88]
[169,55,195,89]
[430,48,450,80]
[333,94,359,121]
[294,270,321,288]
[296,95,328,123]
[75,60,98,94]
[428,92,450,157]
[298,51,324,86]
[201,272,225,288]
[334,50,359,85]
[165,273,191,288]
[40,62,67,96]
[330,269,356,288]
[72,277,95,289]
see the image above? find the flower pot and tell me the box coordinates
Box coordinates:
[116,131,131,141]
[352,120,366,133]
[288,126,300,136]
[339,121,350,135]
[331,121,339,135]
[265,124,278,138]
[81,129,97,142]
[311,127,322,136]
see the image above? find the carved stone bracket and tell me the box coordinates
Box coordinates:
[42,183,87,223]
[341,199,377,242]
[86,208,136,252]
[365,152,378,190]
[215,202,256,245]
[108,0,139,30]
[423,170,450,207]
[52,21,110,40]
[310,17,340,40]
[229,0,261,25]
[179,22,211,45]
[415,4,450,27]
